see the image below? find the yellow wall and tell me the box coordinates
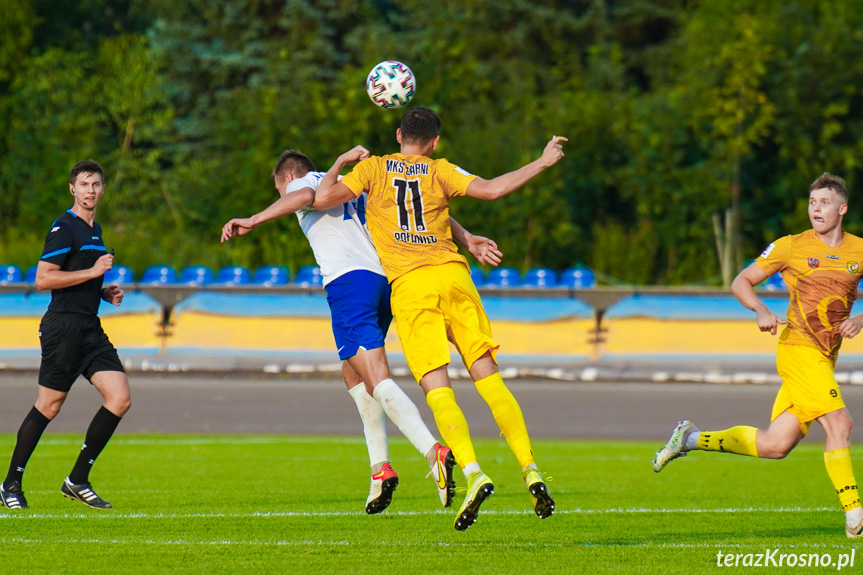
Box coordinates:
[167,312,596,357]
[604,319,778,354]
[4,312,862,358]
[0,314,161,349]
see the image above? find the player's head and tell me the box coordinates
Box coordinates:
[70,161,103,186]
[808,172,848,233]
[272,150,315,196]
[69,161,104,210]
[397,107,441,153]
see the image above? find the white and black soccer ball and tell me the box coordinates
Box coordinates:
[365,61,416,109]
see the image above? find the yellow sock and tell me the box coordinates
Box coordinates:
[425,387,477,469]
[825,448,862,512]
[697,426,759,457]
[474,372,535,468]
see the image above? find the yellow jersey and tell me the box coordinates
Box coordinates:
[340,153,477,282]
[756,229,863,359]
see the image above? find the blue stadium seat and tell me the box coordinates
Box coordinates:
[470,266,485,287]
[214,265,252,285]
[762,273,787,291]
[24,265,38,284]
[293,265,323,287]
[559,267,596,289]
[485,267,522,288]
[252,266,290,286]
[0,264,23,284]
[103,264,134,285]
[178,265,215,286]
[522,267,558,288]
[140,265,178,285]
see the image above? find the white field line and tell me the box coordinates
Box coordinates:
[0,506,838,520]
[0,536,856,550]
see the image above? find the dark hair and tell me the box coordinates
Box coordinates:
[400,107,441,145]
[70,161,104,185]
[272,150,315,179]
[809,172,848,202]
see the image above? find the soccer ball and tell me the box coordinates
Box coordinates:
[365,61,416,109]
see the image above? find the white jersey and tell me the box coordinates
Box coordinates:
[286,172,386,286]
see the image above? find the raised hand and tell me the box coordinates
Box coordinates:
[339,145,371,167]
[221,218,256,243]
[539,135,568,167]
[466,235,503,267]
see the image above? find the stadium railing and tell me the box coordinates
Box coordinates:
[0,263,794,360]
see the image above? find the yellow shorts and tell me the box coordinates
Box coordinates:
[390,262,499,382]
[771,343,845,435]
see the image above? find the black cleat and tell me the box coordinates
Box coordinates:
[0,481,28,509]
[61,477,112,509]
[454,472,494,531]
[524,468,555,519]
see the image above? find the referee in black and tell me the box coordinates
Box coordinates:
[0,161,131,510]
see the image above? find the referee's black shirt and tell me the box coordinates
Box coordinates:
[40,209,108,316]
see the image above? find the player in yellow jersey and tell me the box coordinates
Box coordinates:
[653,173,863,538]
[314,107,566,531]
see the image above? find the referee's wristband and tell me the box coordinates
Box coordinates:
[100,286,110,299]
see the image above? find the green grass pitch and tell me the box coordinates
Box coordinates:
[0,434,860,574]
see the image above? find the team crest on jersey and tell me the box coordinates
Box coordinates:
[849,261,859,274]
[808,257,820,269]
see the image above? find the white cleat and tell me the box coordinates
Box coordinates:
[425,443,455,507]
[653,420,700,473]
[847,519,863,538]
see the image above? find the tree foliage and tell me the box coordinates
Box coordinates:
[2,0,863,285]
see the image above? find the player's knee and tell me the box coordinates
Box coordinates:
[759,439,794,459]
[824,411,853,442]
[38,403,62,420]
[119,397,131,416]
[109,397,131,416]
[769,448,791,460]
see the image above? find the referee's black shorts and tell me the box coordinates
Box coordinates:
[38,311,125,392]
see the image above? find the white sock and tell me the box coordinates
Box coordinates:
[847,507,863,525]
[348,383,388,467]
[463,462,481,478]
[685,431,700,451]
[373,379,437,459]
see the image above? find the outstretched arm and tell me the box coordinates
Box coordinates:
[450,217,502,267]
[731,262,786,335]
[314,146,370,210]
[221,188,314,243]
[465,136,568,201]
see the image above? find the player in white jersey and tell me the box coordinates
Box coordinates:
[221,149,502,513]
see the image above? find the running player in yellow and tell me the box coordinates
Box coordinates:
[314,107,566,531]
[653,173,863,538]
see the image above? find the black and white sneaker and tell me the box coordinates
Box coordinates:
[61,477,112,509]
[0,481,28,509]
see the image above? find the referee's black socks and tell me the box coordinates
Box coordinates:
[4,406,51,488]
[68,406,123,485]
